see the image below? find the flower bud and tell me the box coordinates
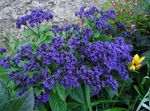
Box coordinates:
[131,24,136,31]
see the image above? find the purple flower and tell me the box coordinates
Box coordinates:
[68,37,81,49]
[16,15,30,28]
[43,79,55,90]
[105,75,118,90]
[107,9,116,19]
[51,25,62,34]
[0,48,6,54]
[75,6,86,18]
[82,26,93,40]
[60,75,80,88]
[1,7,133,105]
[130,24,136,31]
[115,21,126,31]
[51,37,64,47]
[16,8,53,28]
[0,57,11,68]
[36,92,50,105]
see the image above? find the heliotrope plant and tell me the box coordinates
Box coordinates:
[75,6,130,39]
[0,7,137,109]
[16,8,53,28]
[0,37,132,105]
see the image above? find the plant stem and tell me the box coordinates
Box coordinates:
[129,95,139,111]
[84,84,92,111]
[81,103,87,111]
[37,23,41,38]
[112,80,126,107]
[102,90,104,110]
[26,25,37,35]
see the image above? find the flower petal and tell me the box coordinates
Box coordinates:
[139,56,145,63]
[133,54,140,61]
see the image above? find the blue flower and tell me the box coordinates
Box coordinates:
[16,8,53,28]
[115,21,127,31]
[0,48,6,54]
[68,37,81,49]
[82,26,93,40]
[75,6,86,18]
[35,92,50,105]
[0,57,11,68]
[107,9,116,19]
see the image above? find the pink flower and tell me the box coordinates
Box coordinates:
[128,12,133,16]
[120,9,125,13]
[134,1,138,5]
[131,24,136,31]
[112,1,117,7]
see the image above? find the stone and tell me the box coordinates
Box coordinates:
[0,0,107,48]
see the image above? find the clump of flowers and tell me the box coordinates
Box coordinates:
[0,48,6,54]
[16,8,53,28]
[75,6,129,38]
[1,37,132,105]
[0,7,133,106]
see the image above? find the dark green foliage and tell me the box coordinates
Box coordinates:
[0,80,34,111]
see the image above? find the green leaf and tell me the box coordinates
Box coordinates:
[39,25,50,33]
[37,105,47,111]
[65,88,71,98]
[36,35,47,45]
[92,100,121,106]
[0,79,11,104]
[35,88,44,96]
[22,29,37,37]
[115,0,119,2]
[106,87,116,100]
[67,102,81,110]
[0,67,9,81]
[0,88,34,111]
[56,83,66,101]
[70,87,84,103]
[8,81,15,91]
[93,31,100,38]
[121,93,131,107]
[136,88,150,111]
[85,19,93,27]
[141,76,150,85]
[142,50,150,59]
[94,35,111,42]
[50,92,67,111]
[52,83,57,93]
[147,59,150,74]
[134,85,143,98]
[45,32,55,42]
[104,107,128,111]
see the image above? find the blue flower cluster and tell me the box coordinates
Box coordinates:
[16,8,53,28]
[115,21,127,31]
[75,6,129,38]
[1,35,132,104]
[73,37,132,94]
[0,48,6,54]
[0,57,11,68]
[0,48,11,68]
[0,7,133,105]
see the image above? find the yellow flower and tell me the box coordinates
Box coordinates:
[129,54,145,70]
